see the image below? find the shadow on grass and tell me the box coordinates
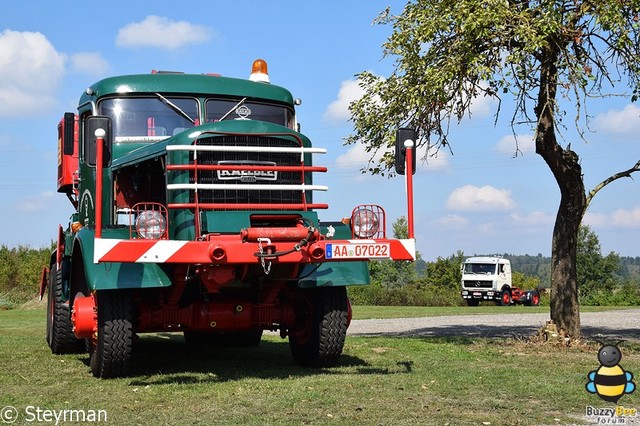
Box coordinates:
[77,333,403,385]
[356,324,640,342]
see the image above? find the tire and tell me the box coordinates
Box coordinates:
[90,290,133,378]
[289,286,349,368]
[529,290,541,306]
[466,299,480,307]
[46,262,84,354]
[497,288,512,306]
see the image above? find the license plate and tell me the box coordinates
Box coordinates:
[325,243,390,259]
[473,292,482,297]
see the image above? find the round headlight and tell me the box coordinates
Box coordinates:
[136,211,166,239]
[353,209,379,239]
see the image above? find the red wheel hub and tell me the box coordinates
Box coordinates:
[72,293,97,339]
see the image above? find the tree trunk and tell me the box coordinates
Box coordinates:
[549,186,584,338]
[534,49,586,338]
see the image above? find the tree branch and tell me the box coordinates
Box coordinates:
[586,160,640,208]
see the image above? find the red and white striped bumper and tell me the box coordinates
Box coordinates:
[94,237,416,264]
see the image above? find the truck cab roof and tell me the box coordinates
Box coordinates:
[79,73,295,106]
[464,257,509,264]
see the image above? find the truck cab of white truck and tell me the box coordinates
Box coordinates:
[460,257,540,307]
[461,257,511,306]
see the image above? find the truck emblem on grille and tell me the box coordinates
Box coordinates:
[236,105,251,119]
[217,160,278,181]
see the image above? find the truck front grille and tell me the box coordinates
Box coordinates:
[463,280,493,289]
[191,135,303,206]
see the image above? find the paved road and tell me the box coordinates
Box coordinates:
[348,308,640,341]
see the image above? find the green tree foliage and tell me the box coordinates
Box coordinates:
[576,225,640,305]
[577,225,621,298]
[0,244,52,308]
[512,271,541,291]
[424,251,463,291]
[507,254,551,287]
[348,0,640,336]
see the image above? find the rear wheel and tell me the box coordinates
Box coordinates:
[90,290,133,378]
[525,290,541,306]
[46,262,84,354]
[289,286,349,368]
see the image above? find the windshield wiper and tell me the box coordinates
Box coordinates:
[155,93,195,124]
[219,97,247,121]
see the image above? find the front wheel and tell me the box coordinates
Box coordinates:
[289,287,349,368]
[497,288,512,306]
[90,290,133,378]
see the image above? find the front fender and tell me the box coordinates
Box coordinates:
[74,227,173,291]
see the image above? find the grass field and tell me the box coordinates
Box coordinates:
[1,305,638,425]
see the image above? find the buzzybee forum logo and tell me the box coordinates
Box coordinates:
[586,342,636,403]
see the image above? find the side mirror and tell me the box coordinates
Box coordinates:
[62,113,76,155]
[85,116,112,166]
[395,127,416,175]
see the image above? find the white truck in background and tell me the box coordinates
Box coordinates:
[460,257,540,307]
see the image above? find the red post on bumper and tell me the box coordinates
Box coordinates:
[404,140,415,239]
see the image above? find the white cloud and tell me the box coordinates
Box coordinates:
[15,191,56,213]
[610,208,640,227]
[496,133,535,155]
[323,79,364,123]
[593,104,640,136]
[446,184,516,212]
[419,145,450,171]
[116,16,213,50]
[0,30,66,116]
[584,207,640,229]
[437,214,469,227]
[335,138,449,174]
[510,211,553,225]
[583,211,608,228]
[70,52,109,76]
[335,142,385,168]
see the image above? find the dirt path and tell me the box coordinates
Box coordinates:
[348,308,640,341]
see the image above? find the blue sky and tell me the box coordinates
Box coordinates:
[1,1,639,261]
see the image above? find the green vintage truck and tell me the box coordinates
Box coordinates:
[41,59,416,378]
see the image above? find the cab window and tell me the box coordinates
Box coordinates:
[99,96,199,142]
[205,99,294,128]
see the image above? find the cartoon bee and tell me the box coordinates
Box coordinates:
[586,342,636,403]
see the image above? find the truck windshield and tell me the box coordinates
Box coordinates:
[99,97,199,142]
[463,263,496,274]
[205,99,294,128]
